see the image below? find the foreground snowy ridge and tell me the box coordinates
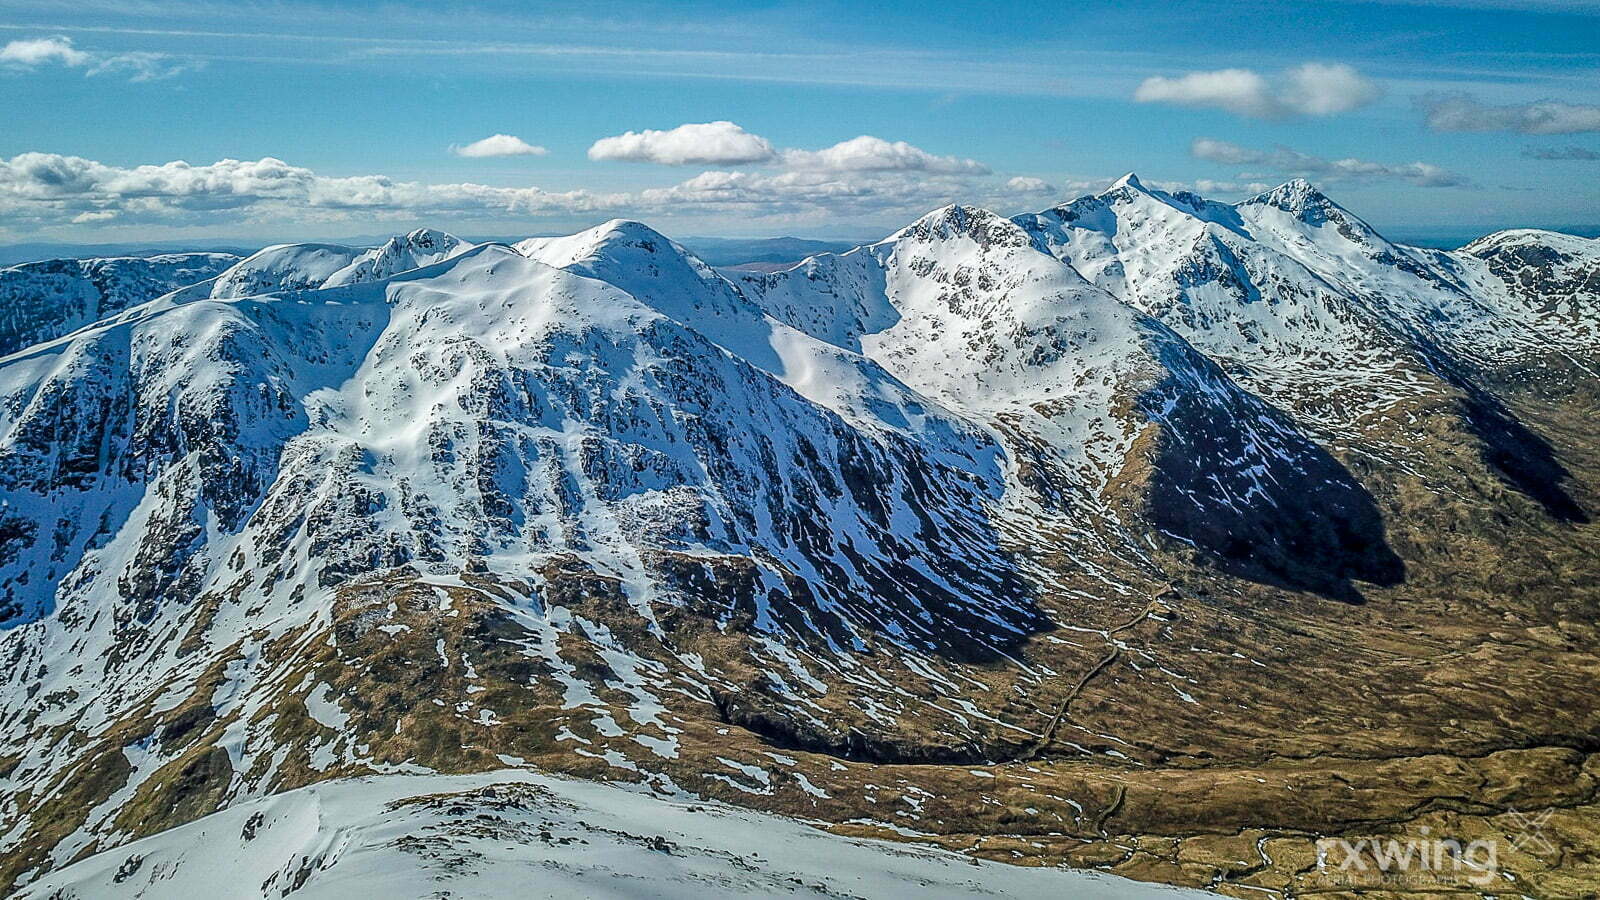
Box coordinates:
[0,176,1597,898]
[17,769,1209,899]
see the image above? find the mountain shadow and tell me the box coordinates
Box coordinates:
[1457,384,1589,523]
[1411,334,1589,524]
[1136,377,1406,604]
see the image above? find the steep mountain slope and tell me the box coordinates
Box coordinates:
[0,252,239,357]
[513,220,984,442]
[2,188,1598,899]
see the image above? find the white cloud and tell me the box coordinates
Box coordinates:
[585,124,987,178]
[588,121,776,165]
[1,150,1005,234]
[781,136,989,174]
[1190,138,1270,166]
[1191,138,1468,187]
[635,166,1086,232]
[88,52,196,82]
[0,146,1090,238]
[451,134,549,158]
[1193,179,1275,195]
[0,35,193,81]
[1005,176,1055,193]
[638,167,972,216]
[1420,93,1600,134]
[1135,68,1280,118]
[0,36,90,67]
[1136,63,1380,119]
[0,152,623,230]
[1281,63,1383,116]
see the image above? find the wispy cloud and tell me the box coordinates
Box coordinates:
[1,1,1592,104]
[1192,138,1469,186]
[1523,144,1600,158]
[1135,63,1381,119]
[1191,178,1274,195]
[1344,0,1600,12]
[0,34,195,80]
[1419,92,1600,133]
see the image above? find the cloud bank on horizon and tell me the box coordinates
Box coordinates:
[0,0,1596,241]
[0,117,1476,238]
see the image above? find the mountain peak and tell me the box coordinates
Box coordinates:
[210,241,365,298]
[1246,179,1334,214]
[318,228,466,288]
[518,219,700,273]
[399,227,461,252]
[1110,172,1145,191]
[591,218,671,243]
[1095,172,1187,212]
[1461,227,1596,257]
[1237,179,1367,234]
[915,202,987,227]
[898,204,1030,248]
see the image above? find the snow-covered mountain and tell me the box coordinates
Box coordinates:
[206,227,468,299]
[1011,176,1600,425]
[1426,227,1600,365]
[1,187,1598,898]
[997,175,1597,525]
[736,203,1404,599]
[0,252,239,357]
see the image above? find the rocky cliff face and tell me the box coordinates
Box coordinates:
[2,184,1599,897]
[0,252,239,357]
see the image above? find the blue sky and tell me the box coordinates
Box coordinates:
[1,0,1598,244]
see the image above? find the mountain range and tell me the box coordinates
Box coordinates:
[2,176,1597,897]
